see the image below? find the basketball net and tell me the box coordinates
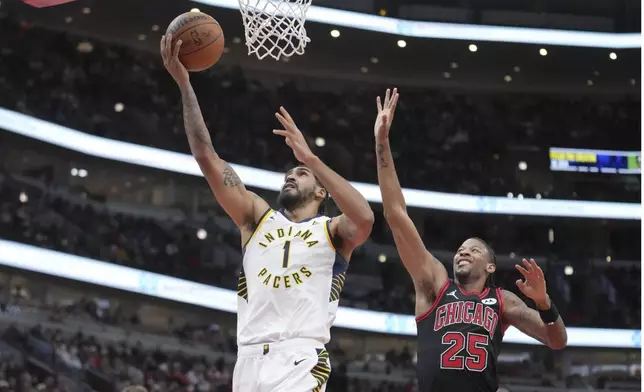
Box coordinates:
[238,0,312,61]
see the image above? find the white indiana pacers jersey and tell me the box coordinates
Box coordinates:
[236,208,347,347]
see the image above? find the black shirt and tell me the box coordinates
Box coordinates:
[416,280,507,392]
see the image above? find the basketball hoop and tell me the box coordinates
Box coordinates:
[238,0,312,61]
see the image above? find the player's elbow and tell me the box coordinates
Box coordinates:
[547,335,568,350]
[383,205,407,224]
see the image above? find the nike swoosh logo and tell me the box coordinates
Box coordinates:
[294,359,306,366]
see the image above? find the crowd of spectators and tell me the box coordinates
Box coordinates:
[0,19,640,202]
[0,169,639,329]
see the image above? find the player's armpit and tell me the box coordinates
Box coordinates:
[501,290,568,350]
[386,206,448,297]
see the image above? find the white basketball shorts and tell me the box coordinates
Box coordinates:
[233,338,330,392]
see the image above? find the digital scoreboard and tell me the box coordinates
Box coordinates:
[549,148,641,174]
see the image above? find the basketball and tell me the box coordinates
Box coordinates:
[166,12,225,72]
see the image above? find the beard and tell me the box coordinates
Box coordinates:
[277,186,315,211]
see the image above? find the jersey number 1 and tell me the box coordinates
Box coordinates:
[440,332,489,372]
[282,241,291,268]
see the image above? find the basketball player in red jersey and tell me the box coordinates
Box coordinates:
[374,88,568,392]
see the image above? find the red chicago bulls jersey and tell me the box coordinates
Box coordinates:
[415,280,507,392]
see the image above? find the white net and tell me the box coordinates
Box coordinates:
[238,0,312,61]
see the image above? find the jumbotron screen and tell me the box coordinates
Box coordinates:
[549,147,641,174]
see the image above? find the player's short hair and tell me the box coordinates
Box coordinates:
[470,237,497,288]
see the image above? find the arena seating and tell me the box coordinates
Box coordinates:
[0,19,639,202]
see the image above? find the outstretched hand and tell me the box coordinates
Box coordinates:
[273,107,316,165]
[374,88,399,142]
[160,33,189,87]
[515,259,549,307]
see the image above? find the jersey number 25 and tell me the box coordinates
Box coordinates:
[440,332,489,372]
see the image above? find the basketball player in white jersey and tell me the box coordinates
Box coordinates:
[161,35,375,392]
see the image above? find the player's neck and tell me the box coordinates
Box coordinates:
[282,204,319,223]
[454,278,486,294]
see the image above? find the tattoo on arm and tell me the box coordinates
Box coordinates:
[376,143,388,168]
[222,164,242,187]
[181,85,215,154]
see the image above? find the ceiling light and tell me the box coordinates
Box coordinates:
[191,8,200,12]
[564,265,574,276]
[397,40,407,48]
[114,103,125,112]
[19,192,28,203]
[504,75,512,82]
[468,44,477,52]
[609,52,617,60]
[539,48,548,56]
[443,72,451,79]
[587,80,593,86]
[197,229,207,240]
[513,66,521,72]
[518,161,527,170]
[330,29,340,38]
[315,137,325,147]
[450,62,459,69]
[151,25,160,32]
[82,7,91,14]
[370,57,379,64]
[378,253,387,263]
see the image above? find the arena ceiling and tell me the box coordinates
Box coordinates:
[1,0,640,92]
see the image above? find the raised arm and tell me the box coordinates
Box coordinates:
[374,89,448,307]
[502,259,567,350]
[161,34,268,231]
[273,107,374,256]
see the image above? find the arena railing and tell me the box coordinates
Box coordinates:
[193,0,641,48]
[0,108,640,220]
[0,239,640,349]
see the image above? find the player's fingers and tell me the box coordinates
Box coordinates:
[389,88,398,107]
[279,106,295,123]
[516,279,526,292]
[165,33,173,57]
[376,96,383,112]
[275,113,292,131]
[515,264,530,277]
[160,35,167,59]
[384,89,391,106]
[173,40,182,61]
[390,93,400,113]
[272,129,289,136]
[522,258,533,272]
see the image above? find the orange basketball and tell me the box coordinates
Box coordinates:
[166,12,225,72]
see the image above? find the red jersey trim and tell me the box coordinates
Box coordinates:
[416,280,450,322]
[497,287,509,334]
[457,285,491,299]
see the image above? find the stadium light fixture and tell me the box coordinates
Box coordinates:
[609,52,617,60]
[468,44,477,52]
[330,29,340,38]
[397,39,407,48]
[539,48,548,56]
